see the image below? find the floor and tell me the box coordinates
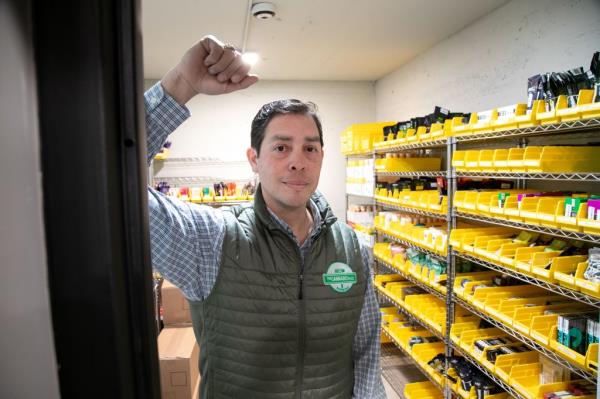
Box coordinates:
[380,343,428,399]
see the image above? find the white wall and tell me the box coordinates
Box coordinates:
[375,0,600,120]
[0,1,61,397]
[146,79,376,220]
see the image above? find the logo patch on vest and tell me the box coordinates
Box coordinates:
[322,262,357,293]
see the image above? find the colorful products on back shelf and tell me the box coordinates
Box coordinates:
[154,180,256,202]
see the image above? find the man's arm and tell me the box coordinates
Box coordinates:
[352,244,387,399]
[146,36,257,300]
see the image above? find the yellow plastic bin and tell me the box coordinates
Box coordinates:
[492,148,511,172]
[531,255,587,284]
[536,96,567,125]
[515,100,543,129]
[526,146,600,173]
[554,261,585,291]
[493,103,527,132]
[464,150,483,171]
[575,262,600,298]
[494,351,538,383]
[556,89,596,122]
[470,109,497,134]
[507,147,527,172]
[557,202,585,232]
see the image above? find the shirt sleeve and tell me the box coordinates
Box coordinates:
[145,82,224,301]
[352,244,387,399]
[145,82,191,165]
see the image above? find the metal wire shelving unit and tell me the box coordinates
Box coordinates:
[355,118,600,397]
[375,257,446,301]
[453,251,600,308]
[376,200,449,220]
[453,295,598,385]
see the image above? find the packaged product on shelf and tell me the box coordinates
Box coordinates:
[527,74,545,111]
[472,375,501,399]
[586,316,599,346]
[583,247,600,283]
[485,344,528,364]
[590,51,600,103]
[586,199,600,220]
[398,285,425,300]
[557,312,597,354]
[408,335,440,348]
[540,354,571,384]
[472,337,512,357]
[426,353,446,374]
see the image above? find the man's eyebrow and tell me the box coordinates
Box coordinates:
[268,134,321,143]
[268,134,292,142]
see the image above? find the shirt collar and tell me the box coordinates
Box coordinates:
[266,199,323,245]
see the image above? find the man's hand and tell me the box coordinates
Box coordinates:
[161,35,259,105]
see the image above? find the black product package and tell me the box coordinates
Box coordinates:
[472,375,500,399]
[527,74,544,111]
[591,51,600,103]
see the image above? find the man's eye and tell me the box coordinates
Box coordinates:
[306,146,318,153]
[274,145,286,152]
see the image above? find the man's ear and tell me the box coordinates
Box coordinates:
[246,147,259,173]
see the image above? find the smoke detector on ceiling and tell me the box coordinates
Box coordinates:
[252,2,276,20]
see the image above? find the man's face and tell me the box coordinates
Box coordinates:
[247,113,324,214]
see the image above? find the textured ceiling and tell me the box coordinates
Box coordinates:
[142,0,509,81]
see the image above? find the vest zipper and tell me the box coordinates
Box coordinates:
[296,249,306,399]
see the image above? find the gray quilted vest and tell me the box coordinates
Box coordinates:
[188,186,366,399]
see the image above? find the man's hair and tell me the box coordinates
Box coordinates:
[250,99,324,156]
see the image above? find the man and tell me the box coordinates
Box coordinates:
[147,35,386,399]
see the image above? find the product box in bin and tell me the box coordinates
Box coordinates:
[162,279,192,325]
[158,326,200,399]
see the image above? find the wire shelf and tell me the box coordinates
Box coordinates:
[450,343,525,399]
[375,138,449,153]
[375,257,446,301]
[345,152,374,158]
[454,171,600,181]
[377,171,447,178]
[376,230,448,262]
[454,211,600,244]
[376,286,447,344]
[381,328,447,393]
[454,118,600,143]
[453,251,600,308]
[376,200,449,220]
[346,193,376,202]
[453,295,598,385]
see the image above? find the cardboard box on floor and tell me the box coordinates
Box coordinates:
[158,326,200,399]
[161,279,192,325]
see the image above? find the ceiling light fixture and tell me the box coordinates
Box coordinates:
[251,2,276,20]
[242,52,260,66]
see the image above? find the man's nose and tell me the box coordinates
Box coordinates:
[289,149,306,171]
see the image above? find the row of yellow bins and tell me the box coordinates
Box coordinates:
[451,320,596,399]
[374,216,448,256]
[383,311,447,387]
[340,121,395,155]
[452,267,599,375]
[373,243,448,295]
[404,381,443,399]
[344,90,600,154]
[452,90,600,137]
[373,274,456,337]
[452,146,600,173]
[374,157,442,172]
[454,190,600,235]
[449,225,600,299]
[375,188,448,215]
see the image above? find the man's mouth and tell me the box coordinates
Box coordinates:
[283,181,309,189]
